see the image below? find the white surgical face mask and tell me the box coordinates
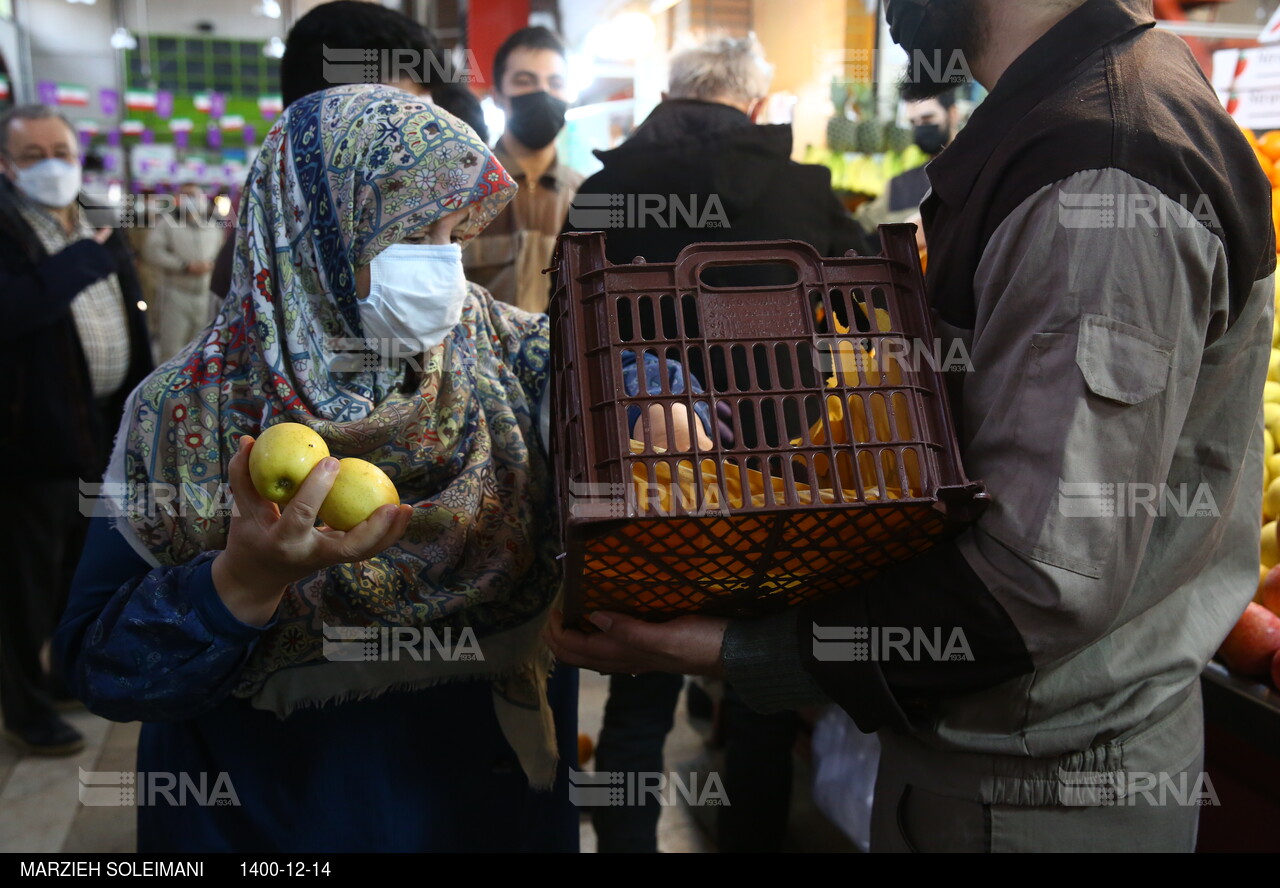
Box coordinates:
[358,242,467,359]
[14,157,82,208]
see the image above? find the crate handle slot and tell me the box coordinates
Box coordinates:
[695,262,801,290]
[672,239,826,290]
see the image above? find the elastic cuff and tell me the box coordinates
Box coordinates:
[188,554,277,642]
[721,608,832,714]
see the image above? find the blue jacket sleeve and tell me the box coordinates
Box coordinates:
[619,349,714,435]
[53,517,274,722]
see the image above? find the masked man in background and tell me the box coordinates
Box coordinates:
[0,104,151,756]
[464,26,582,313]
[856,89,961,237]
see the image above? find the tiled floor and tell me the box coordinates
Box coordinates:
[0,670,718,854]
[575,669,716,853]
[1,670,856,853]
[0,708,133,853]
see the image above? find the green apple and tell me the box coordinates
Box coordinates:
[318,458,401,531]
[248,422,331,504]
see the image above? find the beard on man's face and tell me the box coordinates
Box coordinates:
[898,0,985,102]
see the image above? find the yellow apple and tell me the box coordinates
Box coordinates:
[1269,452,1280,480]
[317,458,400,531]
[1266,477,1280,521]
[1270,350,1280,383]
[249,422,331,504]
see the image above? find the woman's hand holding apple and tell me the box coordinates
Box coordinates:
[211,436,414,627]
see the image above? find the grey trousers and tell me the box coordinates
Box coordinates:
[871,686,1205,852]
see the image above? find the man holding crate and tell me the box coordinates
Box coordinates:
[550,0,1275,852]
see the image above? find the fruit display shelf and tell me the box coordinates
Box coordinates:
[1197,661,1280,852]
[1202,660,1280,749]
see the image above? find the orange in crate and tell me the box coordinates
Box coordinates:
[548,225,987,624]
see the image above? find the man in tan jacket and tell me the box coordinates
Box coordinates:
[464,27,582,313]
[144,182,225,361]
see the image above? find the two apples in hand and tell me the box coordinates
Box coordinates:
[247,422,400,531]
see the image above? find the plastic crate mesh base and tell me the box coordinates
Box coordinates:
[569,503,949,621]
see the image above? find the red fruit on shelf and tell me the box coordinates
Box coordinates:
[1219,602,1280,677]
[1263,563,1280,616]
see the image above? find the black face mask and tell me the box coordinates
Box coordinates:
[885,0,934,52]
[886,0,981,102]
[913,122,949,155]
[504,91,568,150]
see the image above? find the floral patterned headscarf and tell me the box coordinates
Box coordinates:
[106,84,562,786]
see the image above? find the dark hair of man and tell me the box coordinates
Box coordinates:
[906,87,958,111]
[281,0,440,107]
[492,26,565,95]
[431,82,489,143]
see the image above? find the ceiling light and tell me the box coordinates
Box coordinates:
[110,27,138,51]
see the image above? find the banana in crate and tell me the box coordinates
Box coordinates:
[611,305,928,594]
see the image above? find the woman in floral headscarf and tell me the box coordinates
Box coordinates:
[54,84,577,852]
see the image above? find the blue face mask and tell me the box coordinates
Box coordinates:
[358,243,467,358]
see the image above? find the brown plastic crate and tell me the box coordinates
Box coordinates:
[548,225,987,624]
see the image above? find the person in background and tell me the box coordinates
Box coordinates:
[563,34,869,266]
[0,104,151,756]
[560,34,869,854]
[209,0,490,299]
[464,26,582,313]
[856,89,961,234]
[144,182,225,362]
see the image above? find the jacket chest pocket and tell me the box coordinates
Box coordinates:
[1074,314,1172,406]
[998,314,1173,578]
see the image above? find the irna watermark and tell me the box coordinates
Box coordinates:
[1057,480,1219,518]
[568,769,729,807]
[322,624,484,663]
[1058,191,1221,230]
[1058,769,1220,807]
[568,193,730,230]
[78,768,239,807]
[321,44,481,86]
[78,480,237,520]
[812,623,974,663]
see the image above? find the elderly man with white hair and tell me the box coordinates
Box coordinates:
[562,33,869,855]
[565,35,867,280]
